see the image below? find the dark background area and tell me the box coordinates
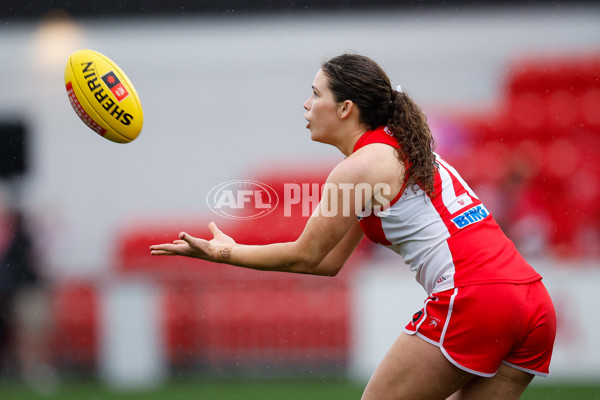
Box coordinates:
[1,0,597,20]
[0,123,28,179]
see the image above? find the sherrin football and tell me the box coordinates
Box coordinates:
[65,49,143,143]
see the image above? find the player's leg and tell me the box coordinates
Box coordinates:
[361,333,475,400]
[446,363,533,400]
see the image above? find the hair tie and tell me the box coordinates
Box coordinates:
[396,85,403,93]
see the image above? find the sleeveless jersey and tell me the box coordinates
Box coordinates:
[355,126,541,294]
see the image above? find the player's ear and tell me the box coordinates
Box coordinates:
[337,100,354,120]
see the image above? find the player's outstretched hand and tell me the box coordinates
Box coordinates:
[149,222,236,263]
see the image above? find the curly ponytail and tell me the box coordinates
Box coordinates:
[387,90,437,196]
[321,54,437,196]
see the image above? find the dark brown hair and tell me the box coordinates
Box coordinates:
[321,54,437,196]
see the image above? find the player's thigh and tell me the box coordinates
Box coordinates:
[447,363,534,400]
[362,333,474,400]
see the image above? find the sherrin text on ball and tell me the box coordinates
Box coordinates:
[65,49,143,143]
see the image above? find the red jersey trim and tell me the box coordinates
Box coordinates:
[353,126,399,152]
[354,126,407,209]
[355,126,399,245]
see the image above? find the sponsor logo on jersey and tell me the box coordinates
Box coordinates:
[451,204,489,229]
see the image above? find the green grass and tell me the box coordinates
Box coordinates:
[1,378,599,400]
[1,378,364,400]
[522,383,600,400]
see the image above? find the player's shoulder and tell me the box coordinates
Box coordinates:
[328,143,402,186]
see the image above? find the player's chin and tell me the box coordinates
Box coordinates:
[310,132,328,145]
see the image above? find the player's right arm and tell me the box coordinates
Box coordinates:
[304,220,364,276]
[173,218,364,277]
[150,160,367,276]
[150,143,399,277]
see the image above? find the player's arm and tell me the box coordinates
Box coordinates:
[150,155,375,276]
[305,220,364,276]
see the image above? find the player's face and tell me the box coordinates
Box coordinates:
[303,69,341,144]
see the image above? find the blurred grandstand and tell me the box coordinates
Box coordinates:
[45,52,600,378]
[0,1,599,394]
[453,53,600,258]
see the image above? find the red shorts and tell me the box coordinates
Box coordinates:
[404,280,556,377]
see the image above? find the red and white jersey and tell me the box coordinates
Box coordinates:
[355,127,541,295]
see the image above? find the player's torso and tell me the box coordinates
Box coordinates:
[358,153,540,294]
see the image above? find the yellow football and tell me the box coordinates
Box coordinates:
[65,49,143,143]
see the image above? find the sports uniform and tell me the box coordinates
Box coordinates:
[354,126,556,377]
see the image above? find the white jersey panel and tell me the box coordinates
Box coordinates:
[436,154,479,200]
[378,182,456,294]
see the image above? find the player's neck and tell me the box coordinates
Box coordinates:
[336,125,368,157]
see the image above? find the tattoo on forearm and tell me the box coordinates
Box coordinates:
[218,246,231,261]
